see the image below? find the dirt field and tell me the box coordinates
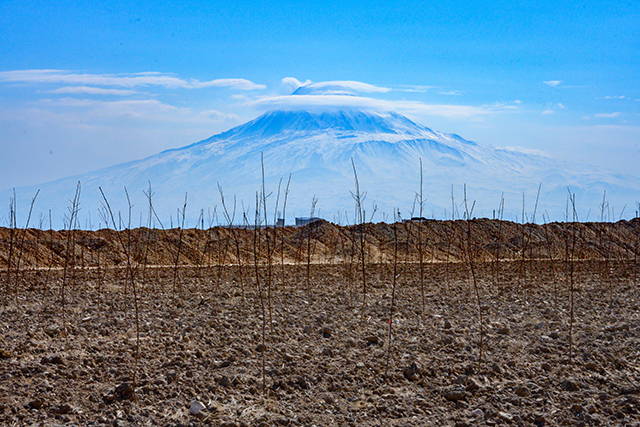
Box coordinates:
[1,220,640,426]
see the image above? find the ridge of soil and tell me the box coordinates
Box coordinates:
[1,218,639,269]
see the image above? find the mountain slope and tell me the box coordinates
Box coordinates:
[3,109,640,228]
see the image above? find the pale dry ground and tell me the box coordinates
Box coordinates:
[1,258,640,426]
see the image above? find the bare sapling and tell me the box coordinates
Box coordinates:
[347,211,357,308]
[294,218,305,297]
[261,153,274,325]
[635,203,640,285]
[401,207,416,320]
[597,192,605,289]
[566,189,578,365]
[3,191,17,314]
[279,175,291,314]
[351,159,368,328]
[463,184,483,366]
[219,184,245,306]
[614,205,627,294]
[99,186,142,402]
[599,191,613,307]
[140,182,156,301]
[306,196,319,301]
[445,184,456,292]
[61,182,82,345]
[342,221,356,309]
[121,187,134,317]
[526,183,542,296]
[253,192,267,393]
[428,220,437,270]
[212,212,229,297]
[199,206,217,297]
[194,208,207,291]
[493,193,505,290]
[272,177,282,308]
[416,158,426,317]
[39,210,56,322]
[172,194,188,313]
[376,213,386,269]
[542,212,558,306]
[519,192,527,296]
[385,208,400,376]
[143,192,188,340]
[12,189,39,307]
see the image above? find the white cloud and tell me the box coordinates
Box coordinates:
[500,146,549,157]
[195,79,266,90]
[514,100,522,104]
[486,102,518,110]
[280,77,312,94]
[395,85,435,93]
[37,97,177,117]
[247,94,495,118]
[604,95,626,99]
[541,103,565,115]
[279,78,390,96]
[48,86,138,96]
[309,80,390,93]
[29,97,238,126]
[594,112,621,118]
[0,69,266,90]
[543,80,562,87]
[193,109,239,122]
[437,90,463,96]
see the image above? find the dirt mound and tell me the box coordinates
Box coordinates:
[1,219,639,270]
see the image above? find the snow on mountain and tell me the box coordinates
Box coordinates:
[2,108,640,229]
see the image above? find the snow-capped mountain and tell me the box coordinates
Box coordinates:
[3,108,640,229]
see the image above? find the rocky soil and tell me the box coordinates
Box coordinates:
[1,255,640,426]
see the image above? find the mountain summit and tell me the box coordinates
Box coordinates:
[3,108,640,228]
[208,110,436,138]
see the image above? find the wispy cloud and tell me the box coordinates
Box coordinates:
[604,95,626,99]
[28,97,238,125]
[486,102,519,110]
[499,146,549,157]
[280,77,312,94]
[594,112,621,118]
[543,80,562,87]
[437,90,463,96]
[247,94,497,119]
[294,80,391,95]
[279,78,391,96]
[196,79,266,90]
[0,69,266,90]
[48,86,138,96]
[395,85,435,93]
[541,103,565,115]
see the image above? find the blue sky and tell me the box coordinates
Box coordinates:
[1,0,639,190]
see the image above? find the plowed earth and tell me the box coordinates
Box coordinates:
[1,220,640,426]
